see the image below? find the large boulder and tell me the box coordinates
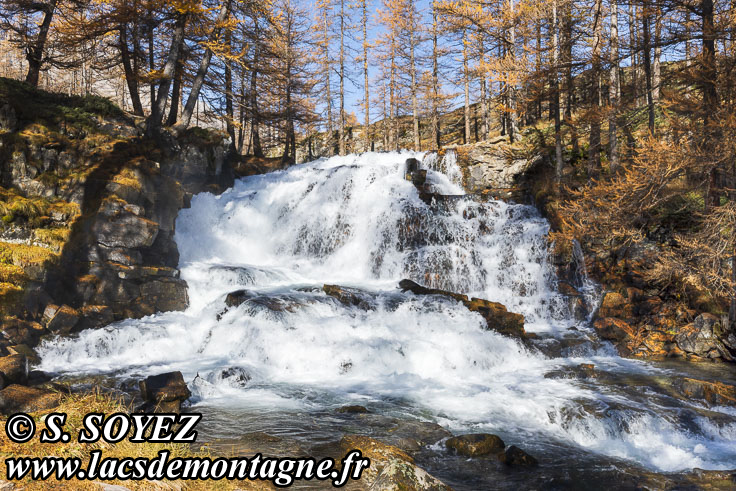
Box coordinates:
[447,137,543,194]
[43,304,80,334]
[0,354,27,388]
[139,371,191,413]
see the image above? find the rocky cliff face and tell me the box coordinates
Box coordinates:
[0,79,232,352]
[47,137,231,323]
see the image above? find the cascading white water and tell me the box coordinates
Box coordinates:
[38,151,736,473]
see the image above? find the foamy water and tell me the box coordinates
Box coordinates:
[39,151,736,472]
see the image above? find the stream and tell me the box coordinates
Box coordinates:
[38,151,736,488]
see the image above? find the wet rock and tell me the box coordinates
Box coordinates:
[544,363,597,380]
[323,284,375,310]
[386,420,452,454]
[0,385,62,414]
[672,378,736,407]
[223,290,304,315]
[399,279,526,338]
[138,279,189,313]
[339,435,451,490]
[466,297,526,338]
[369,458,450,491]
[138,371,191,413]
[399,279,468,302]
[0,354,27,387]
[217,367,251,387]
[337,405,370,414]
[593,317,634,343]
[498,445,538,467]
[224,289,255,307]
[44,304,80,334]
[445,433,505,457]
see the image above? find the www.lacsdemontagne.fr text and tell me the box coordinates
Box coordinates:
[6,450,370,487]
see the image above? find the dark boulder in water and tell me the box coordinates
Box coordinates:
[336,404,369,414]
[138,371,191,413]
[498,445,538,467]
[224,289,255,308]
[323,284,375,310]
[446,433,505,457]
[399,279,526,339]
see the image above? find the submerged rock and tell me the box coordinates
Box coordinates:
[445,433,505,457]
[323,284,375,310]
[138,371,191,413]
[544,363,597,380]
[336,405,370,414]
[399,279,526,339]
[498,445,538,467]
[339,435,451,490]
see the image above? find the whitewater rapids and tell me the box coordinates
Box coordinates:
[39,151,736,472]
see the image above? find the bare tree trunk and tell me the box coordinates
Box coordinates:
[224,28,236,154]
[166,50,185,126]
[145,11,188,135]
[322,8,333,135]
[410,1,420,151]
[361,0,370,150]
[390,47,397,150]
[338,0,346,156]
[120,25,145,116]
[173,0,231,134]
[506,0,517,143]
[479,31,489,139]
[630,5,640,107]
[587,0,603,178]
[562,4,577,156]
[653,2,662,102]
[552,0,563,180]
[430,7,441,150]
[609,0,620,172]
[462,29,470,144]
[250,39,264,157]
[642,0,655,135]
[148,13,156,111]
[25,0,58,87]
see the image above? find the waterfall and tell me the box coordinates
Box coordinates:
[38,151,736,473]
